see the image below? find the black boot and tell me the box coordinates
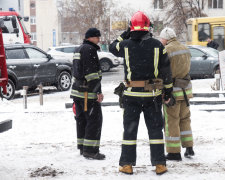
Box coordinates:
[184,147,195,158]
[83,152,105,160]
[166,153,182,161]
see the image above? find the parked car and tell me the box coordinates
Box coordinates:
[47,45,121,72]
[0,44,72,100]
[188,45,219,79]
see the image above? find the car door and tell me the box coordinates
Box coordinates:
[5,47,33,87]
[25,47,57,85]
[189,48,211,76]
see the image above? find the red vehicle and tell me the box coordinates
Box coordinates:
[0,10,30,44]
[0,19,8,94]
[0,19,12,133]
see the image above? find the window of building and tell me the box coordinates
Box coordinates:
[31,33,37,42]
[30,16,36,25]
[154,0,163,9]
[208,0,223,8]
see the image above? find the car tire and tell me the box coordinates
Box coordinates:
[100,58,111,72]
[57,71,72,91]
[0,79,15,100]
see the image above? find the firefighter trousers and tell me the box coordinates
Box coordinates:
[164,100,193,153]
[119,95,166,166]
[74,97,103,154]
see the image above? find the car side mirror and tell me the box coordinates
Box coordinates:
[202,54,208,59]
[47,54,52,60]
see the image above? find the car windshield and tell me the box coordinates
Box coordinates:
[200,46,219,57]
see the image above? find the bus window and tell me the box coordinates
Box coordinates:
[213,26,224,51]
[187,24,192,41]
[198,23,210,41]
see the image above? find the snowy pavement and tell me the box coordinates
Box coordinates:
[1,78,225,179]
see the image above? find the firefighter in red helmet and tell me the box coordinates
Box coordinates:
[109,11,173,175]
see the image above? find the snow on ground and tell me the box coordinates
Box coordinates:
[1,78,225,180]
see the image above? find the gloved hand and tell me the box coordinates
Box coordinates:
[165,94,176,107]
[120,27,131,40]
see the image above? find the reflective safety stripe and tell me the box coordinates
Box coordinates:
[149,139,164,144]
[125,48,131,81]
[181,130,192,135]
[122,140,137,145]
[164,83,173,89]
[163,48,167,54]
[124,90,162,97]
[163,105,169,137]
[116,42,120,51]
[71,90,97,99]
[173,89,192,97]
[98,70,102,77]
[173,83,192,91]
[154,48,159,78]
[77,138,84,145]
[117,36,123,42]
[73,53,81,59]
[165,136,180,141]
[133,26,149,30]
[168,49,190,58]
[83,139,100,147]
[85,72,100,82]
[166,142,181,147]
[181,137,193,142]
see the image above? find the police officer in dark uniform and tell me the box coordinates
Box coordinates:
[71,28,105,160]
[109,11,173,175]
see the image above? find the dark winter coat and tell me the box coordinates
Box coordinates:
[207,40,219,50]
[109,31,173,99]
[71,40,102,99]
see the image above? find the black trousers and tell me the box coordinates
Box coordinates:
[119,95,166,166]
[74,97,103,153]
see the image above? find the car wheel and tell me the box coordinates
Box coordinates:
[57,71,72,91]
[100,58,111,72]
[0,79,15,100]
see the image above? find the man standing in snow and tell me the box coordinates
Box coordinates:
[109,11,173,175]
[70,28,105,160]
[160,27,194,161]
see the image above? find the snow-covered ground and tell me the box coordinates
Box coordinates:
[1,78,225,180]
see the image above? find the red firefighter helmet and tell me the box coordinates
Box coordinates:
[130,11,150,32]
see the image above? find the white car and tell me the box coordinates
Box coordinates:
[47,45,122,72]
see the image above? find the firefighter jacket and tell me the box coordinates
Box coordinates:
[165,38,193,100]
[109,31,173,99]
[70,40,102,99]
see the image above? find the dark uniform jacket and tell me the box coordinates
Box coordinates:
[71,40,102,99]
[109,31,173,99]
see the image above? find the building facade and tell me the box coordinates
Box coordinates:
[23,0,61,51]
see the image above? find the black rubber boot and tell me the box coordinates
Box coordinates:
[83,152,105,160]
[184,147,195,158]
[166,153,182,161]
